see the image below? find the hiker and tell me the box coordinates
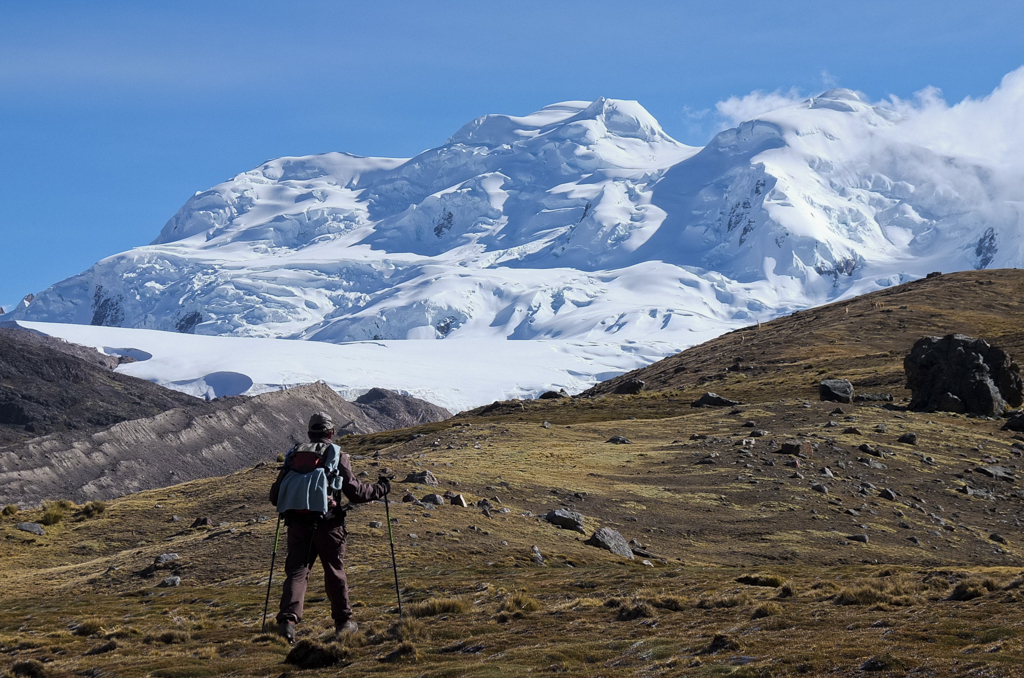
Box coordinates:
[269,411,390,643]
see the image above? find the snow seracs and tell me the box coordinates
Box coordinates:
[7,87,1024,350]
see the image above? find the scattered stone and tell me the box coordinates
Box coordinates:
[16,522,45,536]
[791,472,804,479]
[584,527,634,559]
[154,553,179,566]
[785,459,801,468]
[606,435,632,444]
[830,407,845,415]
[847,534,869,543]
[820,379,854,403]
[538,389,569,399]
[897,432,918,445]
[905,334,1023,416]
[545,508,586,534]
[879,488,898,500]
[401,493,417,503]
[402,470,439,487]
[531,545,545,565]
[422,494,445,505]
[190,517,212,528]
[451,494,469,507]
[691,392,739,408]
[859,443,883,457]
[159,576,181,587]
[742,420,756,427]
[541,421,551,429]
[991,533,1008,545]
[975,465,1016,482]
[843,427,863,435]
[811,483,829,494]
[369,521,383,528]
[824,420,839,428]
[855,393,894,402]
[779,440,812,456]
[408,533,418,540]
[750,429,769,437]
[874,424,888,433]
[908,536,922,545]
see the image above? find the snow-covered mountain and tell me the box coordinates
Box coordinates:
[5,70,1023,406]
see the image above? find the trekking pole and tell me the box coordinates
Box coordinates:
[261,513,283,632]
[381,474,403,618]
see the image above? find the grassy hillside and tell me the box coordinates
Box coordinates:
[3,270,1024,677]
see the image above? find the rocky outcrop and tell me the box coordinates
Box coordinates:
[691,392,739,408]
[819,379,854,403]
[585,527,634,559]
[904,334,1023,416]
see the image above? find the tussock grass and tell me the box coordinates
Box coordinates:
[285,639,349,669]
[616,600,654,621]
[370,618,429,644]
[79,501,108,518]
[407,596,469,618]
[145,630,190,644]
[38,501,67,526]
[778,581,796,598]
[382,640,418,662]
[9,660,51,678]
[736,573,787,587]
[697,591,752,609]
[834,575,929,606]
[498,591,541,613]
[948,577,999,601]
[73,618,104,637]
[1,504,17,517]
[751,602,783,619]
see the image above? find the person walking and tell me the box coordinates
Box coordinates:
[269,411,390,643]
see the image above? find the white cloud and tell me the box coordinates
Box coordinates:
[714,88,804,127]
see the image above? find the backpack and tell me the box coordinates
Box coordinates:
[269,442,339,514]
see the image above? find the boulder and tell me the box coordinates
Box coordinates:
[16,522,44,536]
[545,508,585,534]
[538,389,570,400]
[402,470,439,487]
[422,494,445,505]
[897,432,918,445]
[450,494,469,507]
[904,334,1023,416]
[819,379,854,403]
[691,392,739,408]
[777,440,812,456]
[584,527,634,559]
[159,576,181,587]
[606,435,632,444]
[154,553,179,566]
[1002,412,1024,432]
[401,493,417,503]
[614,378,646,395]
[190,517,212,528]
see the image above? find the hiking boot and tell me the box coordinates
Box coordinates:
[278,620,295,644]
[335,620,358,639]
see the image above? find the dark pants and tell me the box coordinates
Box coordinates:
[276,512,351,626]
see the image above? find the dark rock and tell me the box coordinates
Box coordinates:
[691,392,739,408]
[16,522,44,536]
[858,444,884,457]
[830,407,845,415]
[538,389,569,400]
[843,427,862,435]
[402,470,439,487]
[975,465,1016,482]
[545,508,585,534]
[584,527,634,559]
[897,432,918,445]
[847,534,869,543]
[190,517,212,528]
[451,494,468,507]
[820,379,854,403]
[991,533,1008,545]
[614,378,646,395]
[854,393,893,402]
[606,435,632,444]
[879,488,898,500]
[401,493,417,503]
[1002,412,1024,432]
[778,440,812,456]
[904,334,1023,416]
[811,483,829,494]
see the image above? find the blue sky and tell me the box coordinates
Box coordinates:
[2,0,1022,309]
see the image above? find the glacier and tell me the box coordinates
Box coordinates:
[5,70,1024,408]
